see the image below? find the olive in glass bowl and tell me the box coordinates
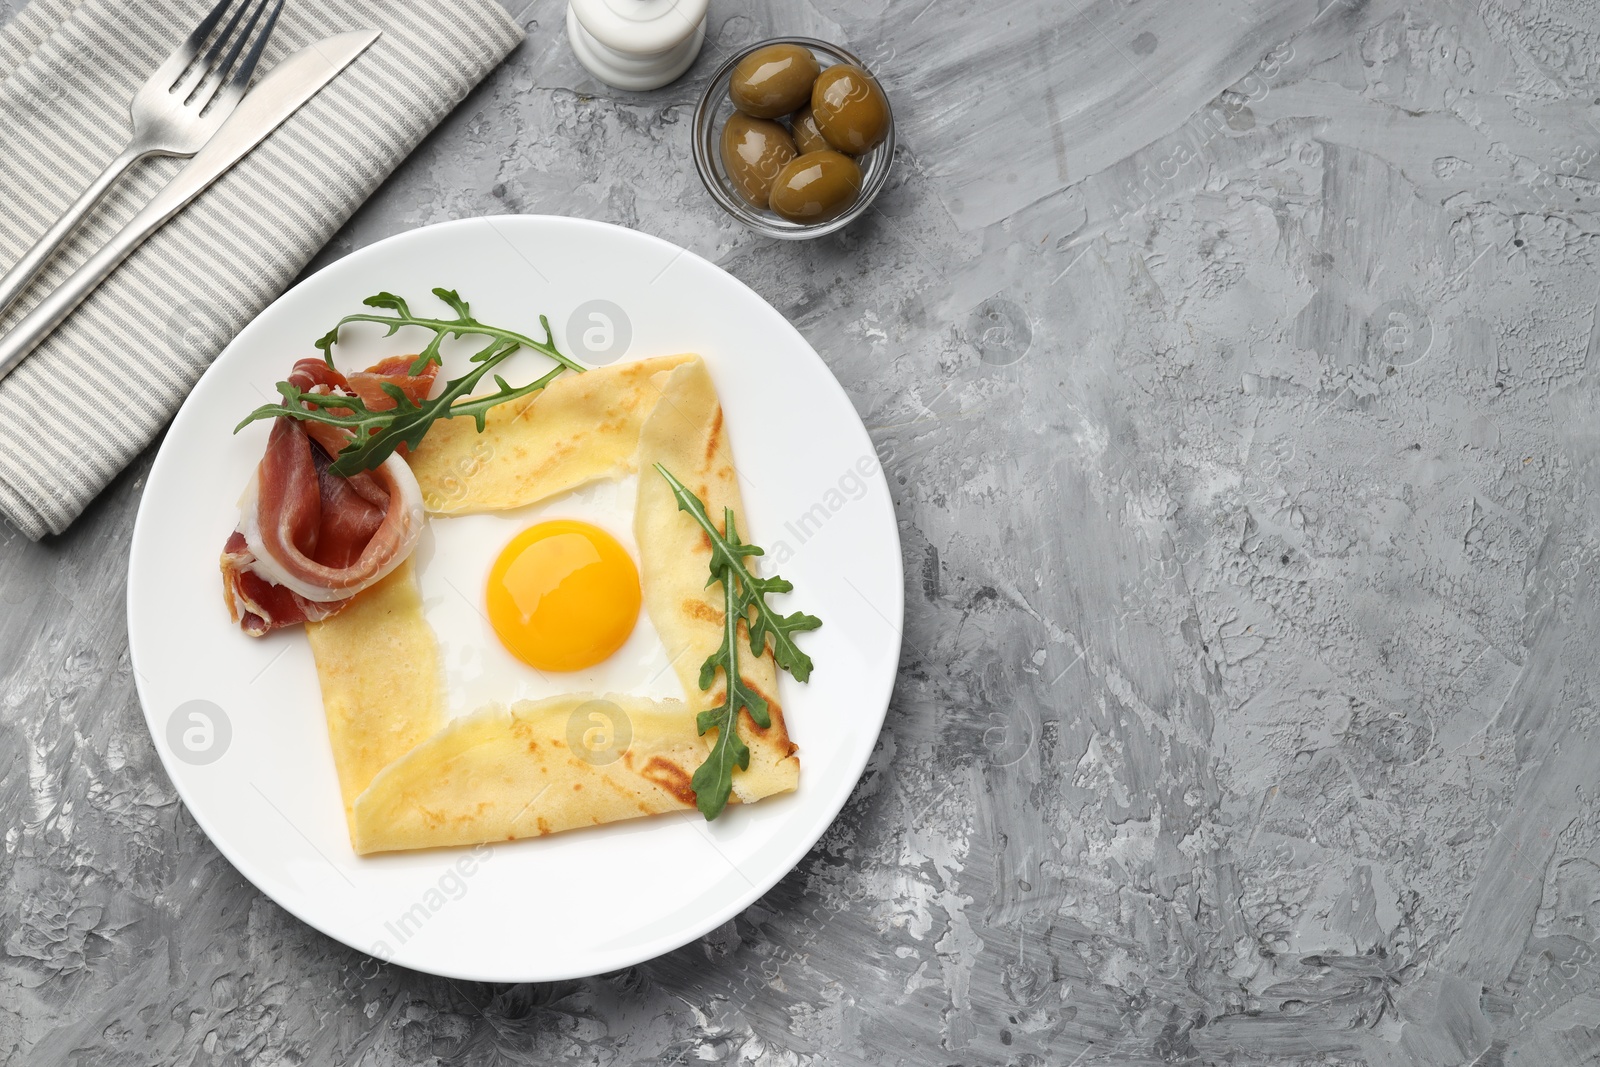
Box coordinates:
[692,38,895,240]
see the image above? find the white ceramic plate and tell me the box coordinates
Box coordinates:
[127,216,902,982]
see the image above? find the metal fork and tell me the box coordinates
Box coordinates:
[0,0,286,321]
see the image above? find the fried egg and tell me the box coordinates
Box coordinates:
[410,473,683,715]
[485,518,641,672]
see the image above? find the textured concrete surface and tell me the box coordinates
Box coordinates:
[5,0,1600,1062]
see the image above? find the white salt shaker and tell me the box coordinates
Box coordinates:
[566,0,710,91]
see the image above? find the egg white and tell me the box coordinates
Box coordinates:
[408,472,686,719]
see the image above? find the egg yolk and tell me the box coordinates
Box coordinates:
[485,519,641,672]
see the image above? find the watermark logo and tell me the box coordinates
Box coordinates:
[565,300,632,366]
[369,843,494,961]
[968,296,1033,367]
[165,700,231,766]
[1,575,30,604]
[1109,40,1295,222]
[15,66,75,115]
[567,698,632,765]
[982,703,1038,767]
[1367,299,1433,369]
[342,953,386,996]
[766,442,895,565]
[164,299,232,364]
[421,441,496,511]
[1529,143,1600,207]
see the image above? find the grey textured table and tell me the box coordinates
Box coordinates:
[5,0,1600,1063]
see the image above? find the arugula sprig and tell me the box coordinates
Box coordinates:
[655,463,822,819]
[690,545,774,820]
[315,288,584,377]
[656,464,823,683]
[235,289,584,477]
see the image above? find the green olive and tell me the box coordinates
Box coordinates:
[811,65,890,154]
[720,113,798,208]
[729,44,821,119]
[790,105,830,155]
[768,150,862,223]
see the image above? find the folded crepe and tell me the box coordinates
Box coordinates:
[304,355,799,853]
[406,353,695,514]
[352,694,702,853]
[304,558,443,832]
[633,358,799,801]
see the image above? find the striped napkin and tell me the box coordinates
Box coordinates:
[0,0,523,539]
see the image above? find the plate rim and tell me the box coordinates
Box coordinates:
[126,213,904,981]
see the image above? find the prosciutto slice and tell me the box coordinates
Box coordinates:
[221,357,437,636]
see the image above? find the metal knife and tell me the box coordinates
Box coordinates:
[0,29,381,385]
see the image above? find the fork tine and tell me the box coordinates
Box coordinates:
[183,0,271,110]
[224,0,286,93]
[199,0,284,111]
[147,0,237,90]
[172,0,261,101]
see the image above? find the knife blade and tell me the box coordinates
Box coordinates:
[0,29,382,385]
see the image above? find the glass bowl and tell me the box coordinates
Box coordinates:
[692,37,895,240]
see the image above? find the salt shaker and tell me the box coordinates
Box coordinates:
[566,0,711,91]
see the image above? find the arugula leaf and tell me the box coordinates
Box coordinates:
[655,463,823,682]
[654,464,822,819]
[689,565,772,819]
[236,289,583,477]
